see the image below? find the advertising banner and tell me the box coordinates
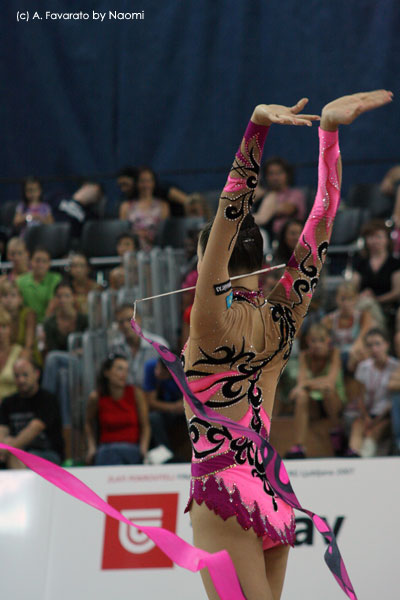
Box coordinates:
[0,459,398,599]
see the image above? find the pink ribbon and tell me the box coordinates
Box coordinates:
[0,443,245,600]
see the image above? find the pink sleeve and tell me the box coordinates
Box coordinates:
[267,128,341,329]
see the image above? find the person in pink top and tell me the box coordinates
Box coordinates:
[253,157,306,239]
[119,166,170,251]
[13,177,53,236]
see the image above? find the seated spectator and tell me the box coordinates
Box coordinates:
[67,252,101,314]
[180,230,199,346]
[347,328,399,457]
[286,323,345,458]
[109,233,136,290]
[297,285,327,346]
[0,237,29,282]
[119,167,170,251]
[322,281,373,372]
[381,164,400,200]
[52,180,104,239]
[388,365,400,455]
[116,165,190,218]
[43,281,88,353]
[13,177,53,237]
[382,165,400,256]
[41,281,88,459]
[0,280,39,363]
[143,357,184,452]
[393,308,400,358]
[351,219,400,328]
[85,355,150,466]
[116,166,137,201]
[253,157,306,240]
[272,219,303,265]
[157,183,190,217]
[17,246,61,323]
[0,358,63,468]
[184,193,212,220]
[0,307,23,402]
[0,231,6,259]
[110,304,169,388]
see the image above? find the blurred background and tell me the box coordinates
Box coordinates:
[0,0,400,469]
[2,0,400,206]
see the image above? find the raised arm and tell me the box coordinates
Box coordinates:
[268,90,393,333]
[191,99,319,336]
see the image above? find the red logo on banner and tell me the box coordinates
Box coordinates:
[102,493,179,569]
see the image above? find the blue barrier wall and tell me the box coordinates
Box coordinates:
[2,0,400,204]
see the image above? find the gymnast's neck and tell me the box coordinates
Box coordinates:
[231,274,260,291]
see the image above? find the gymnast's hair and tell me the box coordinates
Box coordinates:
[199,213,263,275]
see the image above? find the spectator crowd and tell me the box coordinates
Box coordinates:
[1,158,400,469]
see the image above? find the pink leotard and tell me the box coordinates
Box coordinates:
[182,120,341,547]
[130,121,356,598]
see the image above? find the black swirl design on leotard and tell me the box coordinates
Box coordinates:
[299,235,318,278]
[289,236,333,308]
[187,296,301,510]
[220,134,263,249]
[186,339,269,408]
[189,418,233,459]
[318,240,329,262]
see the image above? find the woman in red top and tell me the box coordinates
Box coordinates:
[85,355,151,465]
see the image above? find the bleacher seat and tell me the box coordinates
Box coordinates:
[0,201,18,238]
[156,217,205,248]
[80,220,130,257]
[24,223,71,258]
[300,186,317,215]
[346,183,393,219]
[202,189,221,215]
[0,200,18,227]
[330,208,367,246]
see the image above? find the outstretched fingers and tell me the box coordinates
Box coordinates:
[290,98,320,125]
[291,98,309,113]
[272,115,313,126]
[358,90,393,113]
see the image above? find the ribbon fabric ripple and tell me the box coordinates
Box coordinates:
[129,319,358,600]
[0,441,246,600]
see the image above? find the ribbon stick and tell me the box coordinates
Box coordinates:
[132,263,285,319]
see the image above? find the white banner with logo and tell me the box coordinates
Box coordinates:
[0,458,398,599]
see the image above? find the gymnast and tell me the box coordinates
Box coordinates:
[180,90,392,599]
[0,91,392,600]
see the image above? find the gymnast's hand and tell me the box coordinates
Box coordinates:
[321,90,393,130]
[251,98,320,127]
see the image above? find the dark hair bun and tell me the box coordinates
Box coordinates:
[241,213,256,231]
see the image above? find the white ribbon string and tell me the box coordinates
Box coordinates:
[132,263,285,319]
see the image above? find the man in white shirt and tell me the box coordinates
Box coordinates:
[109,304,169,389]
